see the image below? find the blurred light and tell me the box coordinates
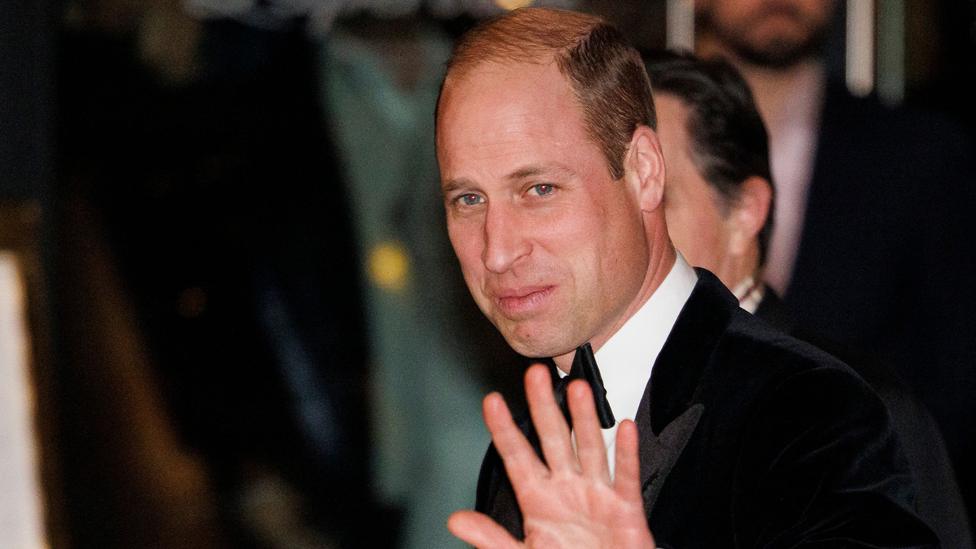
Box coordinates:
[368,241,410,292]
[0,253,47,549]
[494,0,534,9]
[666,0,695,51]
[876,0,904,106]
[846,0,875,97]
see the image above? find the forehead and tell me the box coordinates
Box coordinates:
[437,61,601,182]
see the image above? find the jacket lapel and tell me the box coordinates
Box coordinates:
[637,403,704,511]
[480,269,738,530]
[635,269,737,510]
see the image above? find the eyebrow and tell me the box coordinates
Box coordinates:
[442,163,577,194]
[441,177,475,195]
[508,163,576,181]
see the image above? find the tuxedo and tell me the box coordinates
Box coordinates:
[756,291,973,549]
[477,270,936,547]
[782,82,976,515]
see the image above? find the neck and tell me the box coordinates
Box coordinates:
[736,58,825,130]
[553,232,677,373]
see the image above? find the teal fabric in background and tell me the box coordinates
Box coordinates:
[318,23,518,549]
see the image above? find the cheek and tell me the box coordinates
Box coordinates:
[448,224,485,278]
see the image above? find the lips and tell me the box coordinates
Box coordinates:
[493,285,556,318]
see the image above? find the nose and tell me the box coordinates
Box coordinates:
[482,203,531,274]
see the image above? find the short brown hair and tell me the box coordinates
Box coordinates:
[439,8,655,180]
[645,51,775,265]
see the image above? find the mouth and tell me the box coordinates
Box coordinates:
[494,285,556,318]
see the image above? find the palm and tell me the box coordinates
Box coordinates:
[519,469,652,548]
[448,364,655,549]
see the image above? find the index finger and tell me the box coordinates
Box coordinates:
[483,391,549,490]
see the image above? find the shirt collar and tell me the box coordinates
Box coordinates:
[592,253,698,423]
[731,275,766,314]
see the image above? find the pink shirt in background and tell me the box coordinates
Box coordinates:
[762,65,826,295]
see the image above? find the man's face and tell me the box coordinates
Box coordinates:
[656,95,737,286]
[437,61,650,360]
[696,0,836,68]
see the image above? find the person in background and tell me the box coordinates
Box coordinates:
[317,15,525,549]
[645,50,973,548]
[695,0,976,524]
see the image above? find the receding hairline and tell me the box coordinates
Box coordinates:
[438,7,606,119]
[444,41,560,88]
[444,7,606,81]
[437,55,564,122]
[441,55,559,93]
[438,7,656,180]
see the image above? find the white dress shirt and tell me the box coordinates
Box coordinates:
[561,254,698,476]
[731,275,765,315]
[763,64,826,295]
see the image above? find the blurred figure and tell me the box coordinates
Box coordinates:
[694,0,835,293]
[316,14,524,549]
[54,1,523,547]
[646,50,973,547]
[57,4,389,545]
[697,0,976,520]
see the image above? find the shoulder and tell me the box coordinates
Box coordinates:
[712,314,935,544]
[719,309,865,388]
[702,309,892,438]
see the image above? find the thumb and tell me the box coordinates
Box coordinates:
[448,510,522,549]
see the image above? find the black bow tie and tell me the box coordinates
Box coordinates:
[553,342,616,429]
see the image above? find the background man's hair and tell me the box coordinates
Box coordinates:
[644,50,775,265]
[441,7,655,180]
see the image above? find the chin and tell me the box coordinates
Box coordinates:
[501,325,575,361]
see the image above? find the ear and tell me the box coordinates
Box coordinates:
[727,176,772,257]
[623,125,667,213]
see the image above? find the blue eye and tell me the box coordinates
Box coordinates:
[458,193,484,206]
[532,183,555,197]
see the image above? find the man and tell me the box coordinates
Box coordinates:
[436,7,934,547]
[646,50,973,549]
[695,0,976,519]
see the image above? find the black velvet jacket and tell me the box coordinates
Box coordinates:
[476,270,936,547]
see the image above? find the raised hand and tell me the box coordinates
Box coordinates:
[448,364,655,549]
